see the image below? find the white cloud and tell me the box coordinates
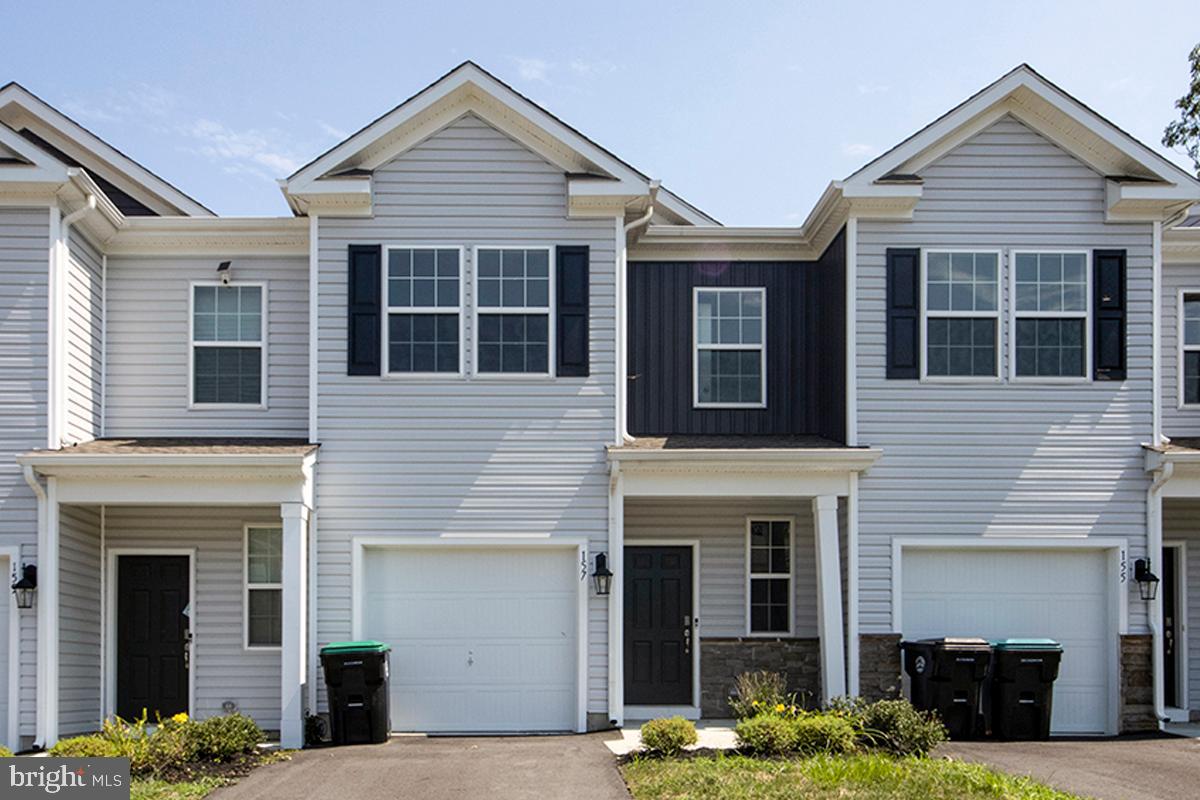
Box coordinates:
[181,118,303,178]
[514,57,552,82]
[856,83,890,96]
[568,59,616,76]
[841,142,881,158]
[318,120,348,141]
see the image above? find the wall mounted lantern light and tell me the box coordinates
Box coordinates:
[1133,558,1159,602]
[592,552,613,596]
[11,564,36,610]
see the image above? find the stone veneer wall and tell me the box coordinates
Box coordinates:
[700,638,820,716]
[859,633,902,702]
[1120,634,1157,733]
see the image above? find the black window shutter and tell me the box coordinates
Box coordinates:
[1093,249,1126,381]
[556,245,590,377]
[347,244,382,376]
[886,248,921,379]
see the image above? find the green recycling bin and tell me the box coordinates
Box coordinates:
[987,639,1062,740]
[320,641,391,745]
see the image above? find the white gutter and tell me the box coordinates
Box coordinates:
[1147,461,1173,731]
[619,181,660,443]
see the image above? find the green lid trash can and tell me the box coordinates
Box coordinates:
[901,638,992,739]
[320,641,391,745]
[986,639,1062,740]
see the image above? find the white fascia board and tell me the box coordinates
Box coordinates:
[0,84,213,217]
[0,120,68,184]
[567,176,644,199]
[656,187,720,226]
[607,447,882,472]
[1164,227,1200,263]
[105,216,310,256]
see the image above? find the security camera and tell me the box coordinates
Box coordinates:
[217,261,232,285]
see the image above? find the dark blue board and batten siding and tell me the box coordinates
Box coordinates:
[628,228,846,440]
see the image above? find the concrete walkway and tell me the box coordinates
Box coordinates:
[213,733,630,800]
[940,735,1200,800]
[605,720,738,756]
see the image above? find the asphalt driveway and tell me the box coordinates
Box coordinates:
[940,735,1200,800]
[212,733,630,800]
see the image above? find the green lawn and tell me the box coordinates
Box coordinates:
[621,753,1085,800]
[130,777,228,800]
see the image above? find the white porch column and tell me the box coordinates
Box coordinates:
[36,478,60,748]
[812,494,846,704]
[280,502,309,749]
[607,465,624,726]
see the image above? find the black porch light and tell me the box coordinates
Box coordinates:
[11,564,36,610]
[1134,558,1159,602]
[592,552,613,596]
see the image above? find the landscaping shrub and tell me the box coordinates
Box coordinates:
[191,713,265,760]
[728,670,800,719]
[735,714,797,755]
[640,717,697,756]
[50,736,124,759]
[792,714,858,755]
[0,746,11,757]
[856,699,946,756]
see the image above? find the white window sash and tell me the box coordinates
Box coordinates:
[919,249,1002,382]
[381,245,465,378]
[244,525,283,651]
[744,516,794,637]
[1007,249,1092,383]
[188,280,267,409]
[693,286,767,409]
[471,245,556,378]
[1178,289,1200,408]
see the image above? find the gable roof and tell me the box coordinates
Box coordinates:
[0,81,213,216]
[282,61,716,225]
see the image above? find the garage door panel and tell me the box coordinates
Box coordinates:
[361,546,578,733]
[902,549,1113,735]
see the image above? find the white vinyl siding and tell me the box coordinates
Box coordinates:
[64,229,103,444]
[856,115,1154,636]
[315,113,615,715]
[625,499,819,638]
[103,506,282,729]
[0,207,49,739]
[59,505,101,736]
[105,256,307,436]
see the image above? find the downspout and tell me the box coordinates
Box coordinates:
[23,466,46,747]
[54,195,97,448]
[619,181,659,443]
[100,253,107,438]
[1147,461,1173,731]
[1152,220,1163,445]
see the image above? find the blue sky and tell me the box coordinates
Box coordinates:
[1,1,1195,223]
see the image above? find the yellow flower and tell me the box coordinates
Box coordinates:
[774,703,785,713]
[752,700,760,707]
[171,712,189,724]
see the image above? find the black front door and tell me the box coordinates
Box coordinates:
[116,555,190,721]
[624,546,693,705]
[1163,547,1179,708]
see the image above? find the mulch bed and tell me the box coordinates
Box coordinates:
[152,750,287,783]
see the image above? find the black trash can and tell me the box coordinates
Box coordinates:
[320,640,391,745]
[901,637,992,739]
[987,638,1062,740]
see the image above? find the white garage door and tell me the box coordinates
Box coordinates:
[361,546,579,733]
[901,548,1113,734]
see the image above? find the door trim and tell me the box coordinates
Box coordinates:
[349,535,590,734]
[0,547,20,752]
[1164,540,1189,720]
[891,536,1126,736]
[624,540,701,714]
[104,548,196,721]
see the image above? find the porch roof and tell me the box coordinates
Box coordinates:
[20,437,317,463]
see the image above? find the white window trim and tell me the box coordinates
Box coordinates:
[1177,288,1200,409]
[471,245,556,379]
[744,515,795,637]
[380,244,466,378]
[692,286,768,409]
[919,249,1003,383]
[1007,249,1092,384]
[243,523,283,652]
[188,280,268,410]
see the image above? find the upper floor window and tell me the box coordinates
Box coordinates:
[694,288,766,407]
[244,526,282,649]
[1181,292,1200,406]
[747,518,791,635]
[923,251,999,378]
[191,283,264,406]
[1012,252,1089,379]
[475,247,552,375]
[386,247,462,374]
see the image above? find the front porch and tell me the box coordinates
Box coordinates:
[18,438,316,750]
[607,436,881,724]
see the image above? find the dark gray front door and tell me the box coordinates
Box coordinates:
[624,546,693,705]
[116,555,190,721]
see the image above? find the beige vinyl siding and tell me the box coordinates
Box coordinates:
[0,207,48,738]
[1162,263,1200,437]
[58,505,100,735]
[104,256,308,436]
[1162,499,1200,712]
[315,113,616,714]
[104,506,282,729]
[625,498,821,637]
[64,229,102,444]
[855,115,1154,635]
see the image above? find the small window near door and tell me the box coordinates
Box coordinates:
[245,526,282,648]
[747,518,792,634]
[1181,293,1200,406]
